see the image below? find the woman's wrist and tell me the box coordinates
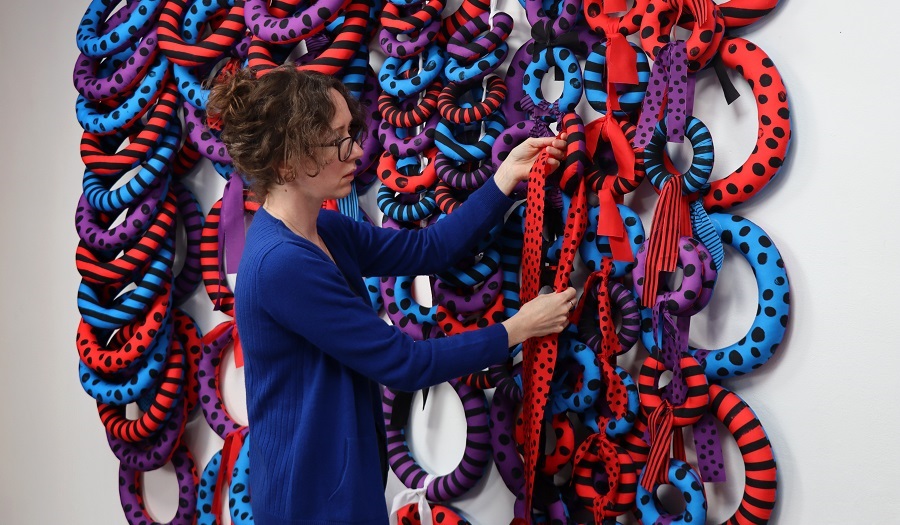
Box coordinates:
[492,165,520,196]
[501,315,528,347]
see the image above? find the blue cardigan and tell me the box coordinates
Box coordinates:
[235,179,515,525]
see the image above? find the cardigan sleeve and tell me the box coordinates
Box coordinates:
[258,243,510,391]
[346,177,516,277]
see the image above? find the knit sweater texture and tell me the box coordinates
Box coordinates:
[235,178,515,525]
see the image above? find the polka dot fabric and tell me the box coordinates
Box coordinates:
[69,0,793,522]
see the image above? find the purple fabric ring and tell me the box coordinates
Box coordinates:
[579,280,641,356]
[118,441,198,525]
[106,396,186,471]
[75,177,169,251]
[633,237,705,314]
[172,181,204,305]
[445,12,514,64]
[434,151,492,190]
[184,100,231,163]
[524,0,581,34]
[383,378,491,500]
[377,111,439,157]
[431,267,503,316]
[198,321,244,440]
[73,27,160,101]
[500,41,534,124]
[244,0,344,43]
[489,383,525,495]
[683,241,717,316]
[378,18,441,58]
[491,119,549,187]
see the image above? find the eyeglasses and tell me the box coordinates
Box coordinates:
[316,122,365,162]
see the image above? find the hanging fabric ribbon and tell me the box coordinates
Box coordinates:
[232,321,244,368]
[635,41,690,148]
[389,474,437,525]
[712,53,741,105]
[220,172,246,275]
[641,175,691,308]
[212,428,247,518]
[605,32,638,86]
[521,146,588,522]
[689,199,724,270]
[642,400,673,491]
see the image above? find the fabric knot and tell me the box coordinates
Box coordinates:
[390,474,437,525]
[605,32,638,85]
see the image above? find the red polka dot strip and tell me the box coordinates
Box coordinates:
[520,144,588,519]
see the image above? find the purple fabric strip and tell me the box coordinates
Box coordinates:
[692,411,727,483]
[635,41,689,148]
[653,302,688,406]
[220,173,246,274]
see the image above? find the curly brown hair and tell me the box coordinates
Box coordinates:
[206,65,367,200]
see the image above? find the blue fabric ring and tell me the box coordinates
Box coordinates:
[579,203,645,278]
[75,52,170,134]
[644,115,715,194]
[377,186,438,222]
[76,0,163,58]
[433,112,506,163]
[82,119,181,213]
[79,318,173,404]
[379,44,444,97]
[523,46,583,116]
[635,459,707,525]
[443,42,509,84]
[691,213,790,379]
[583,41,650,115]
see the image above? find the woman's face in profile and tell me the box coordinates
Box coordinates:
[298,88,363,201]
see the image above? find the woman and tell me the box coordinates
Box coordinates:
[207,65,575,525]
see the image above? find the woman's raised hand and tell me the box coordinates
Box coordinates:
[502,287,577,347]
[493,134,567,195]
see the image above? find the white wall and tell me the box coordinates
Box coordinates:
[2,0,899,523]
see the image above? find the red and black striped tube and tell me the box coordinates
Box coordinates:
[571,433,637,519]
[97,335,186,443]
[380,0,447,36]
[638,352,710,427]
[80,83,180,177]
[437,0,490,46]
[437,77,507,125]
[709,384,778,525]
[75,190,178,287]
[158,0,247,67]
[378,81,443,128]
[200,191,260,316]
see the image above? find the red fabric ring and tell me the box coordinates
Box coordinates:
[378,80,443,128]
[437,77,507,125]
[583,0,651,37]
[637,352,710,427]
[700,37,791,213]
[639,0,725,72]
[376,148,438,193]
